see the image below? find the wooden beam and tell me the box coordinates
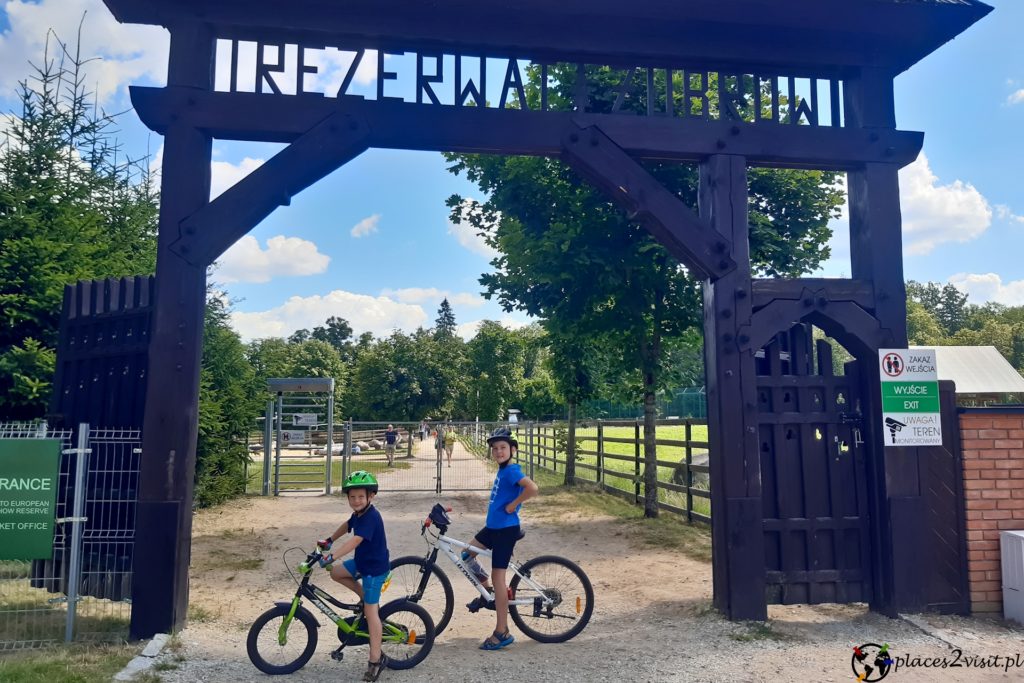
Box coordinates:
[700,154,766,620]
[129,86,925,170]
[175,111,370,267]
[102,0,993,75]
[130,23,214,640]
[751,278,874,310]
[560,122,734,281]
[740,298,893,360]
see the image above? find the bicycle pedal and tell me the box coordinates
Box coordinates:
[330,647,345,662]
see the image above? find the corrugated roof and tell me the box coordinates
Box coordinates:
[910,346,1024,394]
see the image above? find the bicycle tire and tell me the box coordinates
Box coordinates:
[246,603,319,674]
[379,599,436,670]
[388,555,455,635]
[509,555,594,644]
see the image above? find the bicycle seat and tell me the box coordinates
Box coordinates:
[429,503,452,527]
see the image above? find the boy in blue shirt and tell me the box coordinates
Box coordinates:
[318,471,391,681]
[465,427,539,650]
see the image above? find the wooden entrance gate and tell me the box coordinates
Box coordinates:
[757,326,873,605]
[99,0,991,636]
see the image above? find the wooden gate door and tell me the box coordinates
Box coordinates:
[757,325,874,605]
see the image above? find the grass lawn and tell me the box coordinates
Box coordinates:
[530,478,712,563]
[0,643,137,683]
[522,424,712,519]
[245,458,410,493]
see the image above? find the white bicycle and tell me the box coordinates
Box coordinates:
[388,503,594,642]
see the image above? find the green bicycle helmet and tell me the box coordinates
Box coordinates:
[342,470,379,493]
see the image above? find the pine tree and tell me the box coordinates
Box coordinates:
[434,298,457,339]
[0,34,158,418]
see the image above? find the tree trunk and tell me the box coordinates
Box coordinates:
[642,362,659,518]
[564,399,577,486]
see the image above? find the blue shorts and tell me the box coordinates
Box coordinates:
[341,559,391,605]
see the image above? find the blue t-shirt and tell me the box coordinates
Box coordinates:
[384,429,398,445]
[347,505,390,576]
[486,463,526,529]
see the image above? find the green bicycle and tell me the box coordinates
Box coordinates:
[246,546,436,675]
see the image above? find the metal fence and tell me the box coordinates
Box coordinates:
[468,419,712,524]
[0,423,140,650]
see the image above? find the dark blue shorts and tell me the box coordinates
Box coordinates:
[474,525,521,569]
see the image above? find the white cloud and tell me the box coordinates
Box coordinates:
[351,214,381,238]
[448,199,499,259]
[0,1,168,104]
[214,235,330,283]
[1007,89,1024,106]
[230,290,427,341]
[211,156,266,199]
[996,205,1024,225]
[455,318,530,341]
[379,288,485,308]
[949,273,1024,306]
[899,153,991,255]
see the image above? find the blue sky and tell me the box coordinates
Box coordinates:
[1,0,1022,341]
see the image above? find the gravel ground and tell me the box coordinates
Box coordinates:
[145,444,1024,682]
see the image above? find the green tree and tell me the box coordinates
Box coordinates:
[288,328,311,344]
[247,337,293,381]
[907,281,969,336]
[907,300,947,346]
[464,321,527,421]
[434,299,457,339]
[310,316,354,359]
[0,37,158,418]
[194,292,261,506]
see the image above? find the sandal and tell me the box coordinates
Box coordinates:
[479,629,515,651]
[363,654,388,681]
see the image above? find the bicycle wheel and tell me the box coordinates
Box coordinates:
[379,599,436,670]
[247,603,319,674]
[509,555,594,644]
[388,555,454,635]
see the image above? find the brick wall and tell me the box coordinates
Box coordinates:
[960,412,1024,614]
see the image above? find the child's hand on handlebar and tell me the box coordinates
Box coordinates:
[316,537,333,550]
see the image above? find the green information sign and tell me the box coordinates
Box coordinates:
[881,382,941,413]
[0,439,61,561]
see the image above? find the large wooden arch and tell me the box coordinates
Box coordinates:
[100,0,992,638]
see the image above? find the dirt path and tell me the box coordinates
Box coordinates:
[151,472,1024,682]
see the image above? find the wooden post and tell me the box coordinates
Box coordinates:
[685,420,694,524]
[596,420,604,486]
[634,418,641,505]
[844,67,915,616]
[130,23,214,639]
[700,154,767,621]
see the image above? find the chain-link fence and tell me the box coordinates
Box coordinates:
[0,423,140,650]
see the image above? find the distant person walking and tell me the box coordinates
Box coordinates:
[383,424,399,466]
[444,426,458,467]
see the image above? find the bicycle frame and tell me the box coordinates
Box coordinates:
[421,528,553,609]
[279,553,407,645]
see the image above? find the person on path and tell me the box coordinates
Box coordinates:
[463,427,538,650]
[383,423,399,466]
[317,471,392,681]
[444,426,458,467]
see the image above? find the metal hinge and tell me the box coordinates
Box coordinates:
[56,517,88,523]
